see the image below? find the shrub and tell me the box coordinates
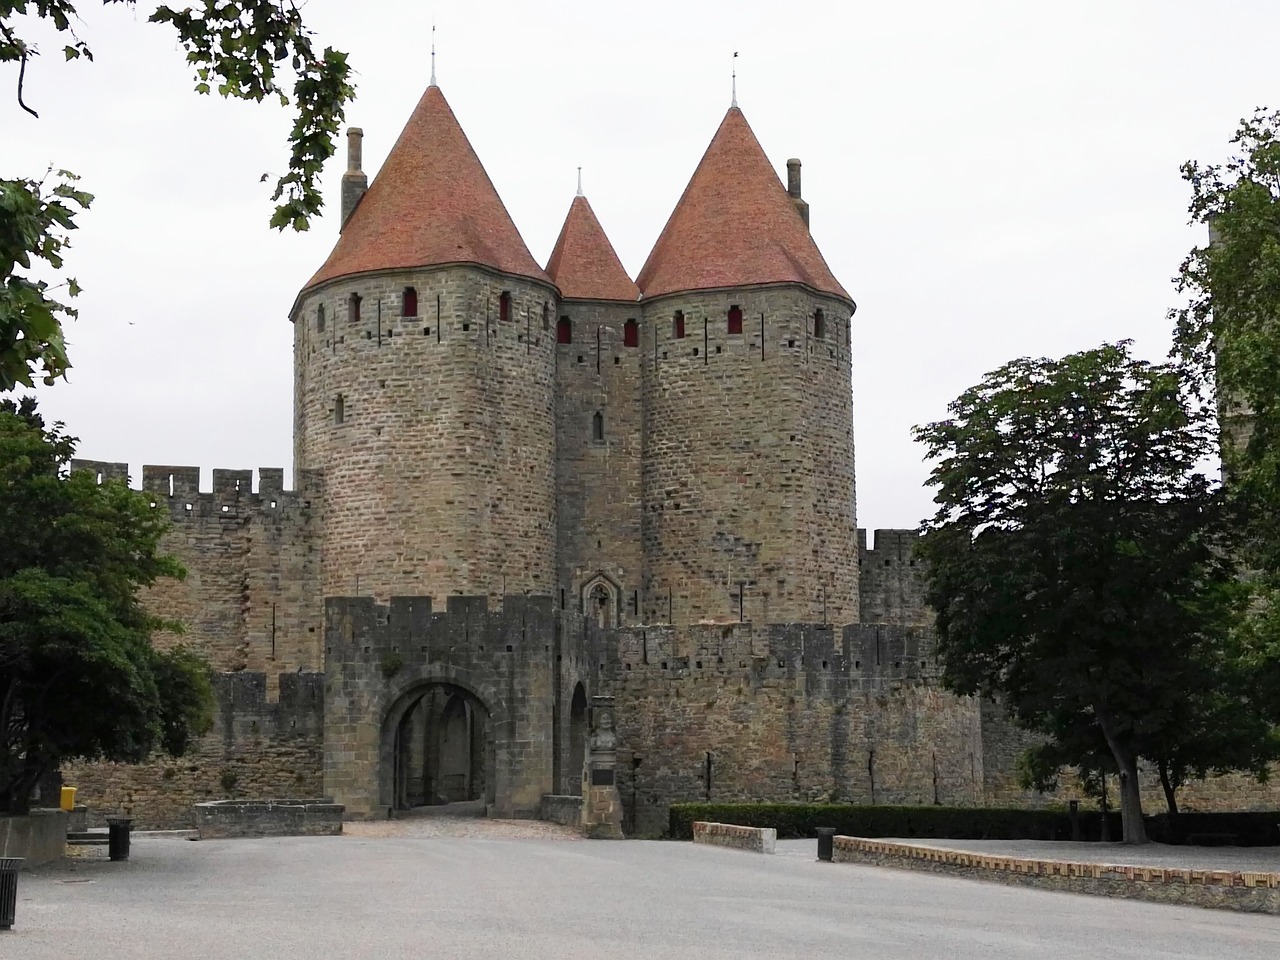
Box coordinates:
[669,803,1115,842]
[668,803,1280,845]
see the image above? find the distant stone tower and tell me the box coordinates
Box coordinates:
[290,82,559,604]
[634,105,859,624]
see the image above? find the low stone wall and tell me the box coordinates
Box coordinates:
[833,837,1280,914]
[691,821,776,854]
[193,799,343,839]
[540,795,584,827]
[0,809,68,868]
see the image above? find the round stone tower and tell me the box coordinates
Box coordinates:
[635,105,859,625]
[291,83,559,604]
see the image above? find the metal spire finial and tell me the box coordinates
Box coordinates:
[731,51,738,107]
[430,22,437,87]
[576,166,583,198]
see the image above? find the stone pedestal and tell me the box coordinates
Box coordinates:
[581,696,624,839]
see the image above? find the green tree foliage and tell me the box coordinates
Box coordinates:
[0,397,213,813]
[0,170,91,390]
[1172,109,1280,719]
[914,342,1272,843]
[0,0,355,389]
[1173,108,1280,513]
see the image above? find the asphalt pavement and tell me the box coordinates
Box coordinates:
[10,831,1280,959]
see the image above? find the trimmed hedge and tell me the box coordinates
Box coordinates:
[1146,811,1280,847]
[669,803,1280,845]
[669,803,1108,842]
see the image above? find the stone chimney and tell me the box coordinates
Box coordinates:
[340,127,368,232]
[786,158,809,229]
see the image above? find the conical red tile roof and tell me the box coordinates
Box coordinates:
[304,85,548,290]
[545,196,640,302]
[636,106,850,303]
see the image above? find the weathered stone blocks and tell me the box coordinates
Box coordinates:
[193,799,343,839]
[692,820,777,854]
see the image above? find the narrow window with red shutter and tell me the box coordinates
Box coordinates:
[727,305,743,335]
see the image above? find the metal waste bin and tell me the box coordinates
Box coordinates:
[107,817,133,862]
[0,858,21,931]
[815,826,838,862]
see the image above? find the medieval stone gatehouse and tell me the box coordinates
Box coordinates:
[65,78,1075,833]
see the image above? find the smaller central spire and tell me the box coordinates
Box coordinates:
[430,22,437,87]
[576,166,584,198]
[731,50,738,107]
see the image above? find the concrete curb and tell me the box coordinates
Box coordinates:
[692,821,776,854]
[833,836,1280,914]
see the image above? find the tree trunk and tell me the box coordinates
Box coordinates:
[1157,759,1179,817]
[1116,755,1148,844]
[1095,708,1149,845]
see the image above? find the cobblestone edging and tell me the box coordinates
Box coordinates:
[692,821,777,854]
[193,800,343,839]
[833,837,1280,914]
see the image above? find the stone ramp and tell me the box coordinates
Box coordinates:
[833,836,1280,914]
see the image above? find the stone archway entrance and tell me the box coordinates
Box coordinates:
[390,683,490,811]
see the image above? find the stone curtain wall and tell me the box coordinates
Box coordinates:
[68,462,323,677]
[981,699,1280,814]
[64,673,324,829]
[293,265,559,605]
[322,595,600,820]
[858,529,932,627]
[639,286,859,626]
[599,622,984,836]
[554,298,645,627]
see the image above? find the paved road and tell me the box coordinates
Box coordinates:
[12,829,1280,959]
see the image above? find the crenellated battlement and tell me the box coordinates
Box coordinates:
[858,528,922,565]
[858,528,932,628]
[210,672,325,741]
[69,461,319,520]
[607,620,937,688]
[323,593,604,667]
[321,593,935,690]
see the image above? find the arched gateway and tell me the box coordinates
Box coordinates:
[322,594,591,821]
[380,680,495,813]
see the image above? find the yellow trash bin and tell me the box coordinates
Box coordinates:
[60,786,77,812]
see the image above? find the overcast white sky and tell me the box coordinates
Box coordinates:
[7,0,1278,531]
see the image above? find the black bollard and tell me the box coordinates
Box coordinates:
[0,858,21,931]
[1069,800,1082,842]
[107,817,133,862]
[815,827,837,862]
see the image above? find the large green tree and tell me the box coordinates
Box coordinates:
[1,0,355,390]
[0,397,213,813]
[915,342,1267,844]
[1172,108,1280,717]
